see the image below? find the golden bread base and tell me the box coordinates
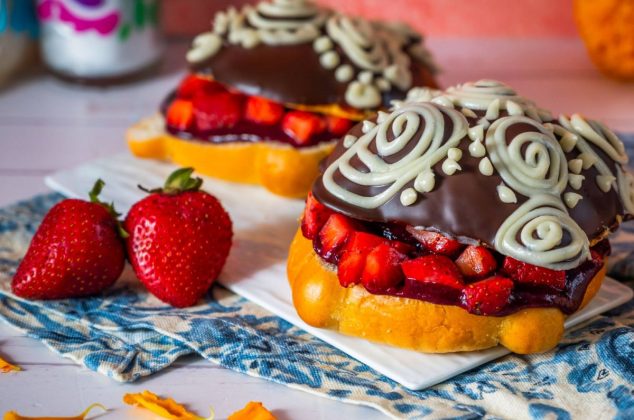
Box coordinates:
[287,229,606,354]
[127,114,335,198]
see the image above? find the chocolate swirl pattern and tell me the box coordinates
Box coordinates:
[495,195,590,270]
[317,79,633,270]
[186,0,435,110]
[322,103,468,208]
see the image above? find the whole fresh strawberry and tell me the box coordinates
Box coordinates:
[124,168,233,307]
[12,180,126,299]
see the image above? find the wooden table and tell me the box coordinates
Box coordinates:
[0,39,632,418]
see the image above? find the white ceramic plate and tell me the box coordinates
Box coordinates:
[46,154,634,390]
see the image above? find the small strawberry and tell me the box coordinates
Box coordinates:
[326,115,353,137]
[315,213,357,263]
[462,276,513,315]
[301,192,332,240]
[502,257,566,291]
[401,255,464,290]
[166,99,194,131]
[361,242,406,290]
[193,91,243,131]
[125,168,233,307]
[176,74,225,99]
[337,232,385,287]
[282,111,326,145]
[455,246,497,279]
[245,96,285,125]
[406,227,463,256]
[12,180,126,299]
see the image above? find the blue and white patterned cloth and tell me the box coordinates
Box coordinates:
[1,138,634,419]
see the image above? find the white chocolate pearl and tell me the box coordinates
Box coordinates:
[320,51,340,69]
[477,117,490,129]
[186,32,222,63]
[596,174,616,192]
[362,120,376,133]
[313,36,333,53]
[469,140,486,158]
[468,125,484,142]
[376,78,391,92]
[559,132,578,153]
[479,157,494,176]
[343,134,357,148]
[578,152,597,169]
[485,98,500,120]
[461,107,477,118]
[345,81,381,109]
[568,159,583,174]
[376,111,389,123]
[569,174,585,190]
[506,100,523,116]
[414,169,435,193]
[442,158,461,175]
[447,147,462,161]
[564,192,583,208]
[497,184,517,203]
[358,71,373,85]
[335,65,354,83]
[400,188,417,206]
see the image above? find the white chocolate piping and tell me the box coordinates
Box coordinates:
[479,157,494,176]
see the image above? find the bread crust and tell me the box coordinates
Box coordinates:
[127,114,335,198]
[287,229,607,354]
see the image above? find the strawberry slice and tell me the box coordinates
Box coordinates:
[282,111,326,145]
[245,96,285,125]
[502,257,566,291]
[406,227,463,256]
[177,74,225,99]
[301,192,332,240]
[337,232,385,287]
[361,242,406,290]
[401,255,464,289]
[462,276,513,315]
[166,99,194,131]
[326,115,353,137]
[317,213,357,261]
[455,246,497,279]
[193,91,243,131]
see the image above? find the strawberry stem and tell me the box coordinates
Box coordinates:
[138,167,203,195]
[88,179,129,239]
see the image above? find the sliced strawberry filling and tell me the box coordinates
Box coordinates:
[301,194,609,317]
[163,74,354,148]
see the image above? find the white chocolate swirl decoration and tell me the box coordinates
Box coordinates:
[245,0,327,45]
[486,116,568,197]
[322,102,468,208]
[495,194,590,270]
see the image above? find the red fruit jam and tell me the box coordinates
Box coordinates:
[162,75,353,148]
[302,199,609,317]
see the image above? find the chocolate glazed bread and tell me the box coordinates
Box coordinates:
[289,80,634,354]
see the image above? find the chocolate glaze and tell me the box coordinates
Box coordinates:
[191,41,437,108]
[313,111,627,247]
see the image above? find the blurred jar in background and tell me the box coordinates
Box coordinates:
[37,0,162,83]
[0,0,39,88]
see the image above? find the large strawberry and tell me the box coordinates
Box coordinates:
[124,168,233,307]
[12,180,126,299]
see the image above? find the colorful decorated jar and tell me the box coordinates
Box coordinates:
[0,0,39,87]
[36,0,162,82]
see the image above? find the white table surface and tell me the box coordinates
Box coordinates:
[0,38,633,419]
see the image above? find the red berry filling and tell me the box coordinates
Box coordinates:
[302,194,609,317]
[163,74,354,147]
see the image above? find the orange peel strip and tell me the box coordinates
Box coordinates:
[228,402,276,420]
[0,355,20,373]
[123,390,213,420]
[3,403,106,420]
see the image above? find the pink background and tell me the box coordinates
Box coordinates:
[162,0,579,38]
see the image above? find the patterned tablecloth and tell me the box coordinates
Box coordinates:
[1,139,633,419]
